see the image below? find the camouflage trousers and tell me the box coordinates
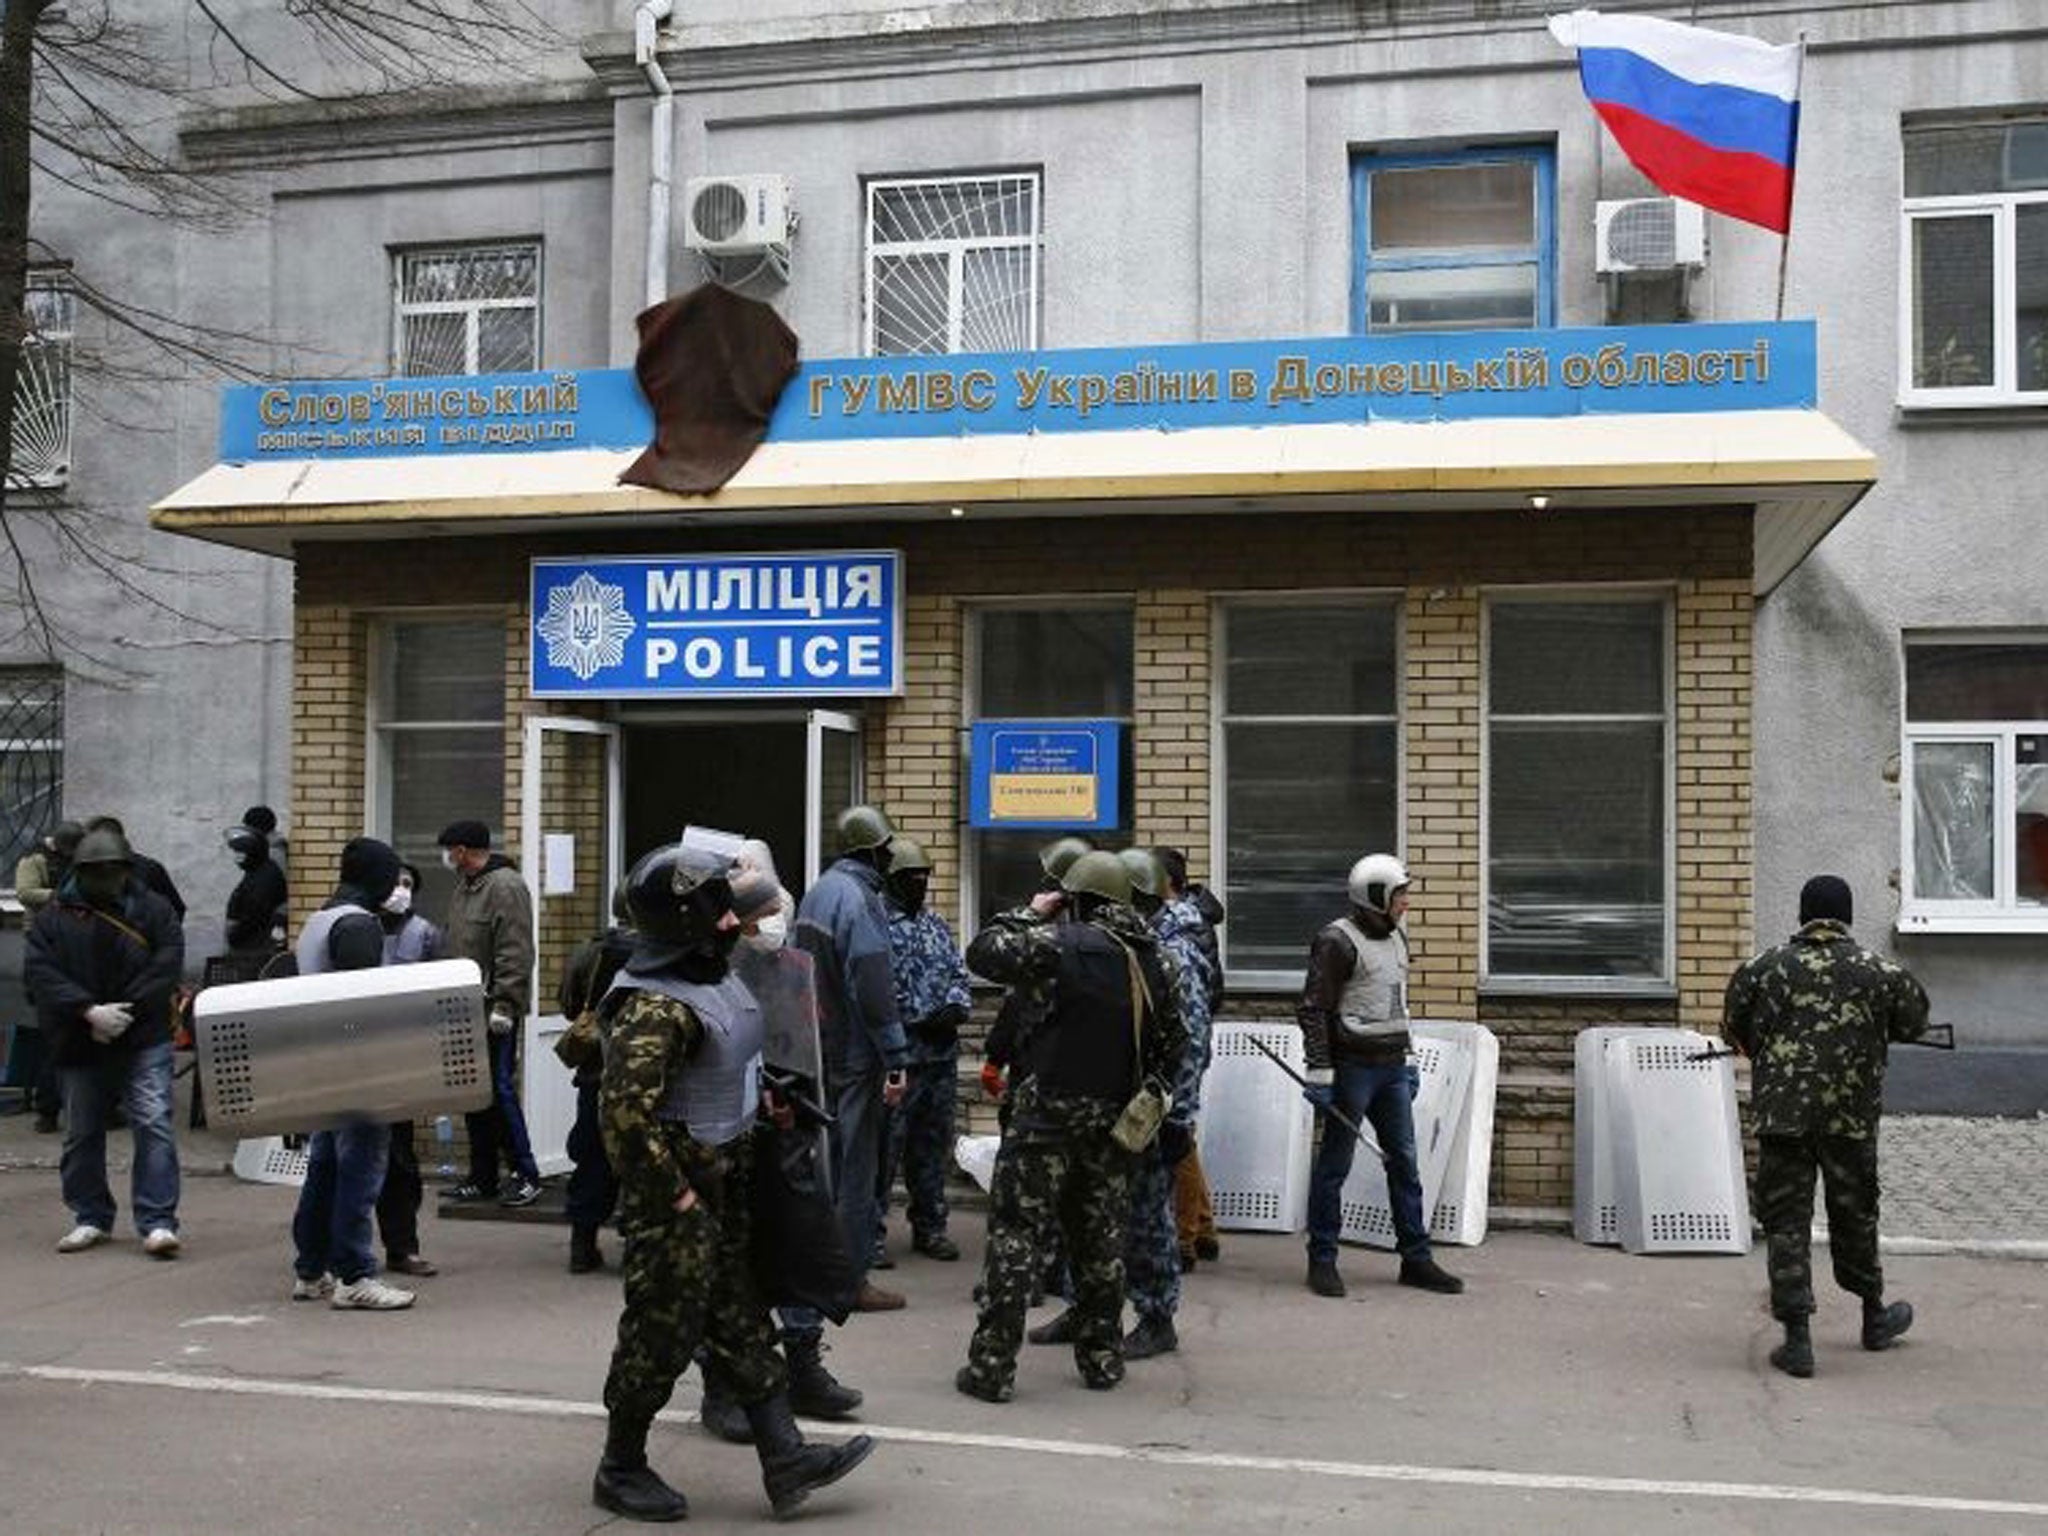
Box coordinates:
[1123,1142,1180,1326]
[1755,1132,1883,1321]
[876,1053,958,1246]
[965,1091,1136,1393]
[603,1128,786,1439]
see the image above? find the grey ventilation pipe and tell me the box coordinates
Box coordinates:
[634,0,675,308]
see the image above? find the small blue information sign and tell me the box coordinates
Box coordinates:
[969,721,1122,832]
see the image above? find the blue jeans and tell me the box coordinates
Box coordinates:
[1306,1059,1430,1265]
[60,1041,180,1236]
[294,1121,392,1284]
[463,1031,539,1189]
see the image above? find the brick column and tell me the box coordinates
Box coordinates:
[1674,577,1754,1029]
[288,602,369,932]
[1133,590,1211,879]
[873,593,966,915]
[1404,585,1480,1014]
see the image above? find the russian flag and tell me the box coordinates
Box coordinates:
[1548,9,1802,234]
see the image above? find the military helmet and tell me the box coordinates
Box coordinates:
[1116,847,1162,900]
[1347,853,1410,916]
[886,835,931,875]
[625,841,735,947]
[72,828,132,867]
[836,804,895,855]
[1038,836,1093,881]
[50,821,85,859]
[1061,849,1132,906]
[225,825,267,860]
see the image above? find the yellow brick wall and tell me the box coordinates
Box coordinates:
[292,504,1755,1210]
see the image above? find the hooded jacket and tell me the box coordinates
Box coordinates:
[794,855,907,1076]
[24,873,186,1067]
[443,853,535,1019]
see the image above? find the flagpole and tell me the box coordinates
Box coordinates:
[1774,33,1809,322]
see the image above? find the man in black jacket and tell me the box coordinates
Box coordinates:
[223,820,288,954]
[84,816,184,922]
[25,828,186,1257]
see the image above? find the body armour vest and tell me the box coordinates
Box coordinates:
[1333,917,1409,1043]
[606,967,763,1148]
[1028,922,1141,1104]
[297,902,373,976]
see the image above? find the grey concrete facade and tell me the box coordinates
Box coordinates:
[7,2,2046,1095]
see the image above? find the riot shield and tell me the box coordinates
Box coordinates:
[732,942,832,1185]
[194,958,491,1136]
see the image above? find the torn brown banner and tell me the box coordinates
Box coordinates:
[620,283,799,496]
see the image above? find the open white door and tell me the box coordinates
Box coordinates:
[804,710,863,889]
[520,716,622,1176]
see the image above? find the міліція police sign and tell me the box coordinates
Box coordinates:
[530,552,903,699]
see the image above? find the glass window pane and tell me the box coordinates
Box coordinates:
[1906,643,2048,721]
[872,177,1036,245]
[2020,206,2048,392]
[1371,161,1536,251]
[1225,722,1399,972]
[959,245,1034,353]
[400,312,467,377]
[1912,216,1995,389]
[390,728,506,921]
[1488,720,1665,977]
[2016,736,2048,906]
[477,306,537,373]
[1490,601,1664,716]
[978,609,1133,717]
[1912,739,1995,901]
[1226,603,1397,717]
[1905,121,2048,197]
[872,252,952,356]
[1368,264,1537,333]
[386,620,506,722]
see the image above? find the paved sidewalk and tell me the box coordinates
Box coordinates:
[1874,1114,2048,1254]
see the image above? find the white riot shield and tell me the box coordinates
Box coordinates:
[1338,1030,1475,1250]
[195,958,491,1136]
[1197,1022,1314,1233]
[1414,1020,1498,1246]
[1608,1029,1751,1255]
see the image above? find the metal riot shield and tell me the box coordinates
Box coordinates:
[194,958,491,1136]
[731,942,833,1185]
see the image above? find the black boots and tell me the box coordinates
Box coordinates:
[1770,1318,1815,1379]
[592,1420,689,1522]
[1863,1298,1914,1351]
[699,1370,755,1444]
[1398,1256,1465,1295]
[784,1333,864,1419]
[746,1393,877,1518]
[1123,1315,1178,1360]
[569,1225,603,1274]
[1306,1260,1346,1298]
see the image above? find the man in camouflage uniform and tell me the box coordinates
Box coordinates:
[875,836,972,1264]
[594,841,874,1522]
[957,851,1185,1402]
[979,835,1092,1112]
[1724,874,1929,1380]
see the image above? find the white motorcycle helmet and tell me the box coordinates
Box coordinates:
[1347,853,1410,917]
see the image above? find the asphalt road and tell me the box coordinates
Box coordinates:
[3,1170,2046,1535]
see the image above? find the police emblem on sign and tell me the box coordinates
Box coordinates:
[536,570,635,681]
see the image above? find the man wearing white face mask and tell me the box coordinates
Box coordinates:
[376,863,444,1277]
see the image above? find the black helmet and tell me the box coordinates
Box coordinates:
[1039,836,1093,881]
[225,825,266,860]
[72,828,132,867]
[1061,849,1132,906]
[625,842,735,952]
[836,804,895,855]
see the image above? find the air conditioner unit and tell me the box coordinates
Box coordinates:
[1595,197,1707,274]
[684,174,793,257]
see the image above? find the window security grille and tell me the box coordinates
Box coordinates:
[393,243,541,377]
[866,174,1040,356]
[13,274,74,488]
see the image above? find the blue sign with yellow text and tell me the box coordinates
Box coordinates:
[530,552,902,699]
[970,721,1122,832]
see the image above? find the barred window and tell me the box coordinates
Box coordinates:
[13,271,75,488]
[392,243,541,376]
[865,174,1041,356]
[1,668,64,882]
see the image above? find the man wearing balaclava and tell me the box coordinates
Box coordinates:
[1724,874,1931,1380]
[223,818,289,954]
[24,827,186,1257]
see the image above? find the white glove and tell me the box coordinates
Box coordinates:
[85,1003,134,1043]
[488,1011,514,1038]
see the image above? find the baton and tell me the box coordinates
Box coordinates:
[1246,1036,1390,1167]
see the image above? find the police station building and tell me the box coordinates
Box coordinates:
[146,1,2048,1205]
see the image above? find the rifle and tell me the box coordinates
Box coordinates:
[1246,1035,1391,1167]
[1688,1022,1957,1063]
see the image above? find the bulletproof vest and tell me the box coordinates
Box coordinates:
[381,915,437,966]
[1333,917,1409,1042]
[297,902,374,976]
[607,967,762,1148]
[1027,922,1141,1104]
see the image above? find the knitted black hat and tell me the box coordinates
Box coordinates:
[340,837,402,908]
[437,820,492,851]
[241,805,278,836]
[1798,874,1853,926]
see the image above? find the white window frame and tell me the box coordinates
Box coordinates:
[1898,633,2048,932]
[1209,590,1406,993]
[959,596,1134,940]
[15,269,75,489]
[1479,586,1677,994]
[391,241,543,377]
[863,173,1042,357]
[365,611,508,842]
